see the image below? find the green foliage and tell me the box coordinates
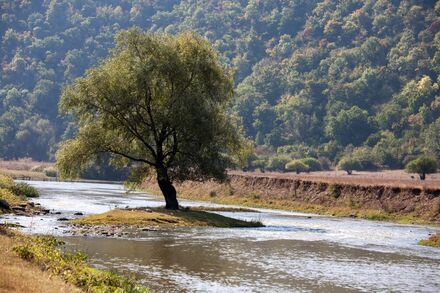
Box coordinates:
[43,167,57,178]
[0,187,26,206]
[10,182,39,198]
[285,160,309,174]
[326,106,374,146]
[301,157,322,171]
[250,159,267,172]
[13,234,148,292]
[328,184,342,199]
[350,147,379,171]
[337,157,362,175]
[0,174,38,202]
[56,29,243,205]
[266,155,291,172]
[0,174,15,190]
[405,156,438,180]
[1,0,439,170]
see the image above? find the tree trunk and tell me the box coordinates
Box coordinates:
[420,173,426,180]
[156,167,179,209]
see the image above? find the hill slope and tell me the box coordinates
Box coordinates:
[1,0,439,168]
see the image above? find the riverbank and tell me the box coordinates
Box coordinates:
[0,225,148,292]
[142,173,440,225]
[0,226,77,293]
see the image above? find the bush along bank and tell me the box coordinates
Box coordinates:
[0,174,40,215]
[0,226,149,292]
[142,174,440,225]
[419,232,440,248]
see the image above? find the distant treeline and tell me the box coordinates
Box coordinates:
[1,0,439,170]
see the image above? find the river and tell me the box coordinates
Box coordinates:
[1,181,440,292]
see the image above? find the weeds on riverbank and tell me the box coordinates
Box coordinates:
[0,188,27,207]
[0,174,39,214]
[5,227,149,292]
[0,227,78,292]
[0,174,39,198]
[419,232,440,248]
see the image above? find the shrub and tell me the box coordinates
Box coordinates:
[285,160,309,174]
[318,157,332,170]
[44,167,58,177]
[0,174,15,189]
[405,155,438,180]
[266,155,291,172]
[11,182,39,198]
[30,165,45,172]
[250,159,267,172]
[337,157,361,175]
[328,184,342,198]
[351,146,379,171]
[301,157,322,171]
[0,188,26,206]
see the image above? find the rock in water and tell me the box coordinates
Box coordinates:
[0,199,11,211]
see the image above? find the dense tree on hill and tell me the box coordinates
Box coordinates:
[0,0,439,171]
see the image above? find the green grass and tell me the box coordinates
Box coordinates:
[6,227,149,292]
[73,207,263,228]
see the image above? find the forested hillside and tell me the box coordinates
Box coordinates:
[1,0,439,170]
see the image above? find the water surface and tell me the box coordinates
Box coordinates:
[2,181,440,292]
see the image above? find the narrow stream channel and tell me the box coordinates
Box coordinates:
[2,181,440,292]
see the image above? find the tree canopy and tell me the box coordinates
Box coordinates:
[405,155,438,180]
[56,29,243,209]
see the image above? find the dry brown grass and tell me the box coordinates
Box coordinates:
[230,170,440,190]
[0,232,78,293]
[0,169,50,180]
[0,159,53,171]
[0,159,54,180]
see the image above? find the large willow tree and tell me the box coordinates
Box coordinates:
[57,29,244,209]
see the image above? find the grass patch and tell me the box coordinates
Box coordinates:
[72,208,263,228]
[419,232,440,248]
[0,226,148,292]
[0,228,78,293]
[0,188,27,206]
[0,174,15,189]
[10,182,39,198]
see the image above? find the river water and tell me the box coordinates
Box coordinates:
[1,181,440,292]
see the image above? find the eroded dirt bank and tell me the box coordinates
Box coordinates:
[142,174,440,224]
